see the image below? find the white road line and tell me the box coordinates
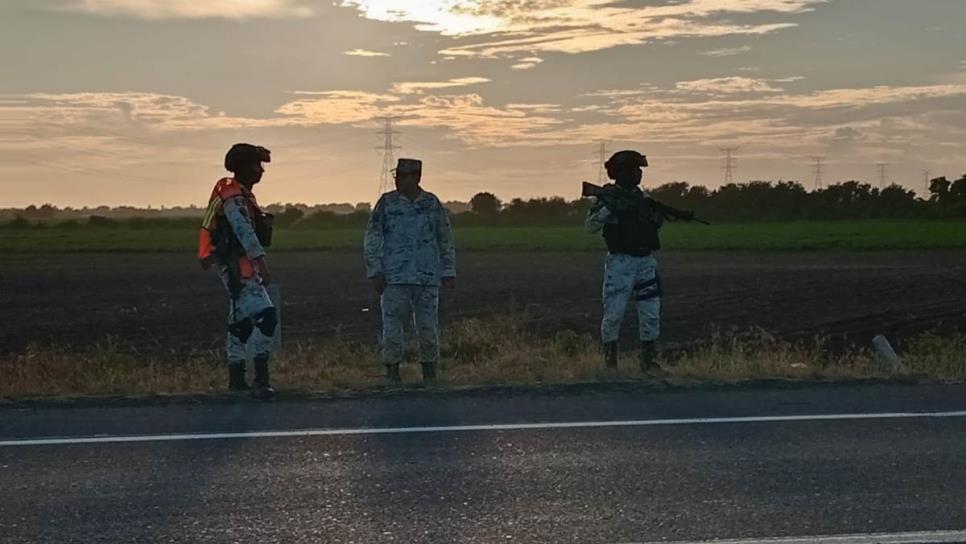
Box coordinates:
[624,529,966,544]
[2,410,966,447]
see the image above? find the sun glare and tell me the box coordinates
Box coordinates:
[339,0,505,35]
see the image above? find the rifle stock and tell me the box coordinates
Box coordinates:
[581,181,607,198]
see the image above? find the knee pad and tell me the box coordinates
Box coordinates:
[228,319,254,342]
[254,307,278,337]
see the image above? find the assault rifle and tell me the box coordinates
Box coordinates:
[581,182,710,225]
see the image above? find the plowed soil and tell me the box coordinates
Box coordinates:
[3,250,965,357]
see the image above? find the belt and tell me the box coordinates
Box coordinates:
[611,249,652,257]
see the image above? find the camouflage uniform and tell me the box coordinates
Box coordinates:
[364,190,456,366]
[219,196,275,363]
[586,194,662,344]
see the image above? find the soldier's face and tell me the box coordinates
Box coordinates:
[615,167,643,188]
[395,172,421,193]
[236,162,265,186]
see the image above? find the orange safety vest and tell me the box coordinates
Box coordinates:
[198,177,260,279]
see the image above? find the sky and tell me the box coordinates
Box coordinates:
[1,0,964,207]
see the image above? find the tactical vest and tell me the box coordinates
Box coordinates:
[602,194,662,256]
[198,177,264,279]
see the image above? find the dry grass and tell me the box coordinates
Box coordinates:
[2,316,965,400]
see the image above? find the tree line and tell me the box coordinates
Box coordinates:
[461,175,966,225]
[4,175,965,230]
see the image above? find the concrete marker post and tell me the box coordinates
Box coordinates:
[872,334,904,374]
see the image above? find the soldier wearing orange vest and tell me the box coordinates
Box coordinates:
[199,143,277,399]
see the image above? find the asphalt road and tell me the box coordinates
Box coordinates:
[2,384,966,543]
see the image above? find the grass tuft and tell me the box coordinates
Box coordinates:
[2,315,964,400]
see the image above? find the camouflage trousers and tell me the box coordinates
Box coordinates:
[600,253,661,344]
[380,284,440,365]
[219,267,276,364]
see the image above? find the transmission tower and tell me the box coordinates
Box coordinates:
[876,163,888,188]
[720,147,738,184]
[593,140,609,184]
[810,156,826,191]
[376,117,401,198]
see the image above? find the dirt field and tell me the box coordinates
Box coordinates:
[3,250,966,357]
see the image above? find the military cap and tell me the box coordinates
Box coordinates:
[393,158,422,175]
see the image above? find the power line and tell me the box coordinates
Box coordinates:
[810,156,826,191]
[720,147,738,185]
[593,140,609,184]
[375,117,401,199]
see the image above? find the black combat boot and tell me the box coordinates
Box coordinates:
[385,363,402,385]
[604,341,619,369]
[421,362,437,384]
[639,341,665,376]
[228,362,251,391]
[251,356,277,400]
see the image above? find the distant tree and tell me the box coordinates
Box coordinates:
[444,201,471,214]
[948,174,966,204]
[355,202,372,213]
[274,206,305,228]
[929,176,950,203]
[470,192,502,216]
[878,184,918,217]
[650,182,691,201]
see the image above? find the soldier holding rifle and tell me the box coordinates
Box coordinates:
[583,150,706,374]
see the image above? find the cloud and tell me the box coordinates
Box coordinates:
[505,103,561,113]
[396,94,566,146]
[829,126,864,144]
[700,45,752,57]
[13,92,245,129]
[511,57,544,70]
[3,88,565,147]
[675,77,786,94]
[342,0,827,58]
[276,91,400,125]
[576,83,966,155]
[390,77,491,95]
[579,86,659,99]
[9,81,965,157]
[344,49,391,57]
[57,0,313,19]
[440,22,797,58]
[274,92,565,146]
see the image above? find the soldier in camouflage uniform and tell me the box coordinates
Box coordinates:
[199,143,277,399]
[364,158,457,384]
[586,150,694,375]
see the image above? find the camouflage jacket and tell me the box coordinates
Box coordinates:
[223,195,266,261]
[364,190,456,286]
